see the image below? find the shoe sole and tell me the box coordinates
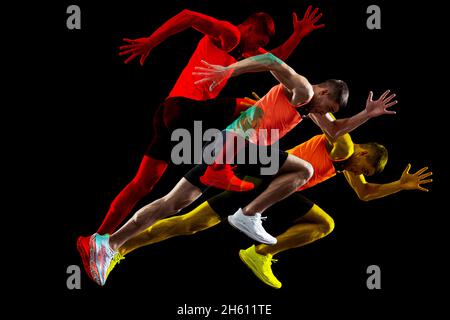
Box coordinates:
[227,215,277,245]
[239,250,281,289]
[76,236,95,282]
[89,235,103,285]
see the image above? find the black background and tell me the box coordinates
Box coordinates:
[46,0,446,317]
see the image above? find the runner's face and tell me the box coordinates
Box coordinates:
[242,28,270,52]
[347,156,376,176]
[310,95,339,115]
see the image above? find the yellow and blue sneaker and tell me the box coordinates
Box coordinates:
[89,233,116,286]
[239,245,282,289]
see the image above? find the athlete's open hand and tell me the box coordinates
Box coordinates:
[119,37,154,66]
[193,60,235,92]
[400,164,433,192]
[365,90,398,118]
[293,5,325,38]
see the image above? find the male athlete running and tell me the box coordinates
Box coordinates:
[78,7,325,245]
[83,52,397,285]
[103,129,432,288]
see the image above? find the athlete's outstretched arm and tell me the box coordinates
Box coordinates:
[270,5,325,61]
[308,90,398,140]
[119,9,240,65]
[343,164,433,201]
[193,53,314,105]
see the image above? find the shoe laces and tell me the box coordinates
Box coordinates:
[253,214,266,226]
[251,214,272,236]
[222,165,237,178]
[263,255,278,269]
[106,245,116,260]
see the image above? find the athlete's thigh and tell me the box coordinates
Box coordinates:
[293,203,333,225]
[277,153,312,175]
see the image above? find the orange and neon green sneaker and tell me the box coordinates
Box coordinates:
[200,164,254,192]
[89,233,116,286]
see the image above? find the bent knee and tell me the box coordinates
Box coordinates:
[316,213,334,236]
[321,216,335,235]
[287,156,314,180]
[292,161,314,187]
[304,205,334,236]
[302,161,314,181]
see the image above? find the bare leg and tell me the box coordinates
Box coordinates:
[119,202,221,256]
[238,205,334,289]
[108,178,202,251]
[242,154,314,216]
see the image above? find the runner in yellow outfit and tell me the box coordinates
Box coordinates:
[108,116,432,288]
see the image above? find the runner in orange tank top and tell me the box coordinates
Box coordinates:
[192,51,398,244]
[99,129,432,288]
[77,7,327,282]
[82,50,402,287]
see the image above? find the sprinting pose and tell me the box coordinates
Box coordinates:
[78,7,325,242]
[107,130,432,288]
[189,52,397,243]
[83,52,397,285]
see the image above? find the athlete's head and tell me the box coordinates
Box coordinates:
[344,143,388,176]
[308,80,349,115]
[239,12,275,53]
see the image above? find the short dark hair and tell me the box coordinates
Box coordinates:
[361,142,388,175]
[243,12,275,38]
[322,79,349,110]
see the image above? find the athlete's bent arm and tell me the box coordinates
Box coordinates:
[343,164,433,201]
[119,9,240,65]
[194,55,398,136]
[194,53,314,105]
[308,90,398,140]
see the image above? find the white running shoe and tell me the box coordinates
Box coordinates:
[228,209,277,245]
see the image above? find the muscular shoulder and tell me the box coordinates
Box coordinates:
[214,21,241,52]
[329,134,354,161]
[292,78,314,106]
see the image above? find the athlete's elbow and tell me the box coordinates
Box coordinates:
[178,9,197,25]
[357,191,371,202]
[263,53,284,68]
[180,9,194,16]
[328,126,343,141]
